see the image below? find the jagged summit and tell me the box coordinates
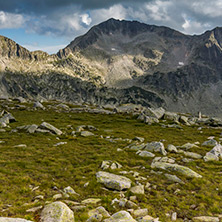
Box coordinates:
[64,18,185,52]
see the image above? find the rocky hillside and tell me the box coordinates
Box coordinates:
[1,19,222,116]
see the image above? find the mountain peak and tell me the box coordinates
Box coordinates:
[65,18,184,53]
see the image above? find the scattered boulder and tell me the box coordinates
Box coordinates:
[130,185,145,195]
[103,211,136,222]
[33,101,44,109]
[133,137,145,143]
[202,139,218,147]
[181,143,198,150]
[164,174,184,184]
[192,216,219,222]
[145,142,167,155]
[183,151,202,159]
[39,122,62,135]
[88,206,110,218]
[152,157,175,164]
[40,201,74,222]
[64,186,79,195]
[82,198,101,205]
[0,218,33,222]
[136,150,155,158]
[164,111,179,122]
[96,171,132,191]
[144,116,159,125]
[144,107,165,119]
[179,116,189,125]
[128,143,146,151]
[80,131,95,137]
[166,144,178,153]
[101,161,122,170]
[151,162,202,178]
[204,144,222,161]
[132,208,148,218]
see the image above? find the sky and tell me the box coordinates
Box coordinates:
[0,0,221,54]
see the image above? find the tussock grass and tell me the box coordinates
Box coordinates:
[0,103,221,221]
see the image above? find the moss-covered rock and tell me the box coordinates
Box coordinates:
[40,201,74,222]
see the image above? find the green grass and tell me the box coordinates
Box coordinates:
[0,101,221,221]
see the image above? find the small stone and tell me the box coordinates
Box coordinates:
[133,137,145,143]
[52,193,62,200]
[54,142,67,146]
[133,208,148,218]
[35,195,44,200]
[165,174,185,184]
[125,200,138,209]
[136,150,155,158]
[81,131,95,137]
[81,198,101,205]
[14,144,27,148]
[103,210,136,222]
[167,144,178,153]
[64,186,79,195]
[172,212,177,221]
[26,206,43,213]
[130,185,145,195]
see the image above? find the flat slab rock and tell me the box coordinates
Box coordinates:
[96,171,132,191]
[192,216,219,222]
[40,122,62,135]
[0,219,33,222]
[151,162,202,178]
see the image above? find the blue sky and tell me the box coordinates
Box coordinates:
[0,0,221,54]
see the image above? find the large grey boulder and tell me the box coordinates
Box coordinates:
[145,142,167,155]
[0,218,33,222]
[103,211,136,222]
[151,162,202,178]
[204,144,222,161]
[40,201,74,222]
[96,171,131,191]
[144,107,165,119]
[40,122,62,135]
[202,139,218,147]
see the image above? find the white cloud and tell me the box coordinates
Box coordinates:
[145,0,172,22]
[0,11,25,29]
[91,4,127,23]
[192,0,222,18]
[182,14,210,35]
[80,14,92,26]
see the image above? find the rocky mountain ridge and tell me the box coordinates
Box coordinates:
[0,18,222,116]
